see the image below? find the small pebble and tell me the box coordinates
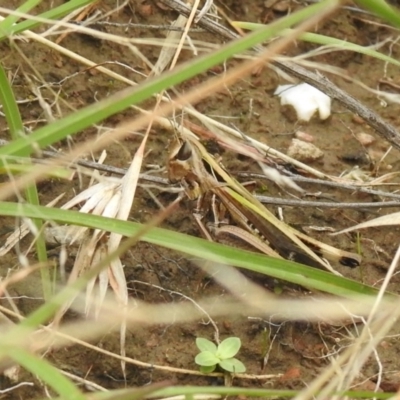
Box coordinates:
[287,139,324,162]
[355,132,375,146]
[295,130,314,142]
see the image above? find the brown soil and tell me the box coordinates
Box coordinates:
[1,0,400,398]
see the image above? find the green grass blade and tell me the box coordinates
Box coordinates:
[355,0,400,27]
[0,201,389,299]
[8,347,85,400]
[0,161,72,178]
[90,386,395,400]
[0,64,51,299]
[233,23,400,67]
[0,0,96,40]
[0,0,339,161]
[0,65,25,137]
[0,0,43,33]
[67,384,168,400]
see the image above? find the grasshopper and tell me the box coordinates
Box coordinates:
[168,138,361,274]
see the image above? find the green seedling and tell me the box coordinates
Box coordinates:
[194,337,246,374]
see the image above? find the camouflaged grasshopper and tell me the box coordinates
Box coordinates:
[168,137,361,274]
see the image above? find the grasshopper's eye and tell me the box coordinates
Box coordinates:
[176,142,192,161]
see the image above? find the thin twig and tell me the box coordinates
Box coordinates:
[130,280,220,343]
[83,21,205,32]
[0,139,172,188]
[59,369,107,392]
[239,172,400,200]
[257,195,400,209]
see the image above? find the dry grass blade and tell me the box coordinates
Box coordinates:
[334,211,400,235]
[107,131,150,375]
[41,133,151,377]
[171,136,361,273]
[0,289,391,353]
[152,14,189,75]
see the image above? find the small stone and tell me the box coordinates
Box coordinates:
[355,132,375,146]
[287,139,324,162]
[295,130,314,142]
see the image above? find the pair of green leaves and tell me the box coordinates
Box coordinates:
[195,337,246,374]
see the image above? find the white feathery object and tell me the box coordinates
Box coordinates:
[275,83,331,121]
